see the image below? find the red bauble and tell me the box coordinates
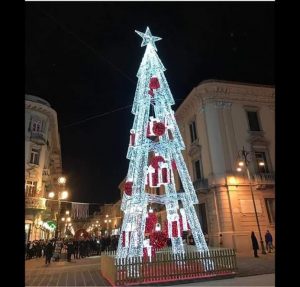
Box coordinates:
[153,122,166,136]
[150,155,165,169]
[124,181,133,196]
[150,231,167,250]
[149,77,160,90]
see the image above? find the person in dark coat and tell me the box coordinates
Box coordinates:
[265,230,273,253]
[67,240,75,262]
[44,241,54,265]
[251,231,259,258]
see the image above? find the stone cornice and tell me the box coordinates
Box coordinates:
[175,81,275,119]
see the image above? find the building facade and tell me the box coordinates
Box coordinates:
[174,80,275,252]
[25,95,63,242]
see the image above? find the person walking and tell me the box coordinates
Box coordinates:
[251,231,259,258]
[265,230,273,253]
[44,241,54,265]
[67,240,74,262]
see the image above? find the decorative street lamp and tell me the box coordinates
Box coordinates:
[104,216,111,235]
[237,146,266,255]
[48,176,69,238]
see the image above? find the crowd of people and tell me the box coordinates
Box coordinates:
[25,235,120,264]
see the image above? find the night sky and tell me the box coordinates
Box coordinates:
[25,2,274,205]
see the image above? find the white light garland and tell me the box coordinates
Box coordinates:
[116,27,210,264]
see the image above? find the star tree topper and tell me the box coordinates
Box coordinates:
[135,27,162,51]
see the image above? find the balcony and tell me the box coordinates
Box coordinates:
[25,197,47,210]
[193,178,209,191]
[176,178,209,194]
[30,131,46,145]
[252,173,275,190]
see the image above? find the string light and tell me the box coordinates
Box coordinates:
[116,27,210,264]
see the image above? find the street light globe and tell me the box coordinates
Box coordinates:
[65,210,70,215]
[104,220,107,223]
[259,162,265,166]
[60,191,69,199]
[106,214,109,218]
[237,167,242,172]
[61,217,65,221]
[67,217,71,222]
[58,176,66,185]
[238,161,244,167]
[109,219,111,223]
[48,191,55,198]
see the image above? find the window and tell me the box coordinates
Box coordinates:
[32,120,42,132]
[247,111,261,131]
[30,148,40,165]
[265,198,275,224]
[25,181,37,197]
[255,151,269,173]
[189,121,198,143]
[156,187,160,195]
[194,160,202,180]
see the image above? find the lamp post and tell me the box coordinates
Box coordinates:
[61,210,71,237]
[48,176,68,239]
[104,214,111,235]
[237,146,266,255]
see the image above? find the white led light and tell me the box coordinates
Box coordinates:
[116,27,211,265]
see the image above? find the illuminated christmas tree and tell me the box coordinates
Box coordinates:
[116,27,209,259]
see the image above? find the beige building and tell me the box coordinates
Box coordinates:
[174,80,275,253]
[25,95,63,242]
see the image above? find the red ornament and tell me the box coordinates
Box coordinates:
[153,122,166,136]
[150,155,165,169]
[150,231,167,250]
[124,181,133,196]
[149,77,160,90]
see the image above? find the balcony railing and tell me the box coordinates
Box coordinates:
[25,197,47,210]
[252,172,275,184]
[193,178,209,190]
[177,178,209,194]
[30,131,46,145]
